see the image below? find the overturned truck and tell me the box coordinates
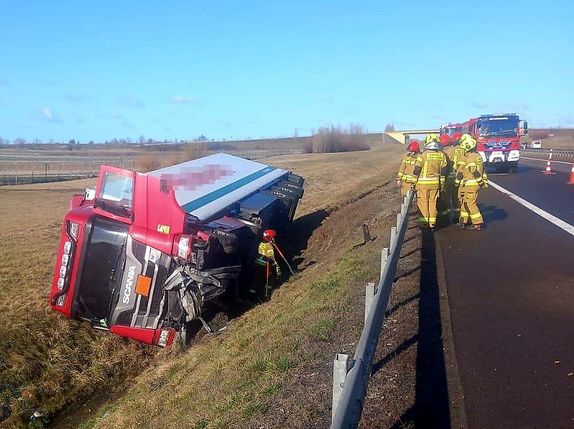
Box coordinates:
[49,153,304,347]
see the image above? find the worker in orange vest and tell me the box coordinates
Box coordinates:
[413,134,448,230]
[396,140,420,197]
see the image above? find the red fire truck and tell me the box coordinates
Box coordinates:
[461,113,528,173]
[439,122,463,146]
[49,153,304,347]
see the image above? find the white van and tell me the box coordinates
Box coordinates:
[531,140,542,149]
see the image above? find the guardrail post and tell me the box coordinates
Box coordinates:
[332,353,350,420]
[390,226,397,247]
[380,248,389,283]
[361,223,372,244]
[364,282,376,324]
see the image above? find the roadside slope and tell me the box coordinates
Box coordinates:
[0,144,405,428]
[80,145,413,429]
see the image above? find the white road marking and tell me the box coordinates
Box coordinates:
[521,156,573,165]
[489,181,574,237]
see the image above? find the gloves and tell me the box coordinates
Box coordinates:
[396,179,402,187]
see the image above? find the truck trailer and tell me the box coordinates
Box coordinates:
[49,153,304,347]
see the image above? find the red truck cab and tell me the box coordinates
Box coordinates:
[463,113,528,173]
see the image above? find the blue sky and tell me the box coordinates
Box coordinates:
[0,0,572,142]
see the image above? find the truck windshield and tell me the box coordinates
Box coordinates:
[75,217,128,322]
[96,172,134,217]
[445,127,462,136]
[478,117,519,138]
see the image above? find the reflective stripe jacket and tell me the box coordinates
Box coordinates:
[258,242,276,259]
[457,152,489,187]
[443,145,466,179]
[397,153,418,184]
[414,150,448,188]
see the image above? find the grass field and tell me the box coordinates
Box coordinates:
[522,128,574,149]
[0,142,410,428]
[0,133,383,185]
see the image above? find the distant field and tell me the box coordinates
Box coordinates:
[522,128,574,149]
[0,134,383,185]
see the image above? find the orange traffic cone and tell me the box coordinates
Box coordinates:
[568,164,574,184]
[543,160,553,175]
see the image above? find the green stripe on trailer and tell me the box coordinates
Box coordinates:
[182,166,278,213]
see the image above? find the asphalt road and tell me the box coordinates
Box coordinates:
[436,159,574,428]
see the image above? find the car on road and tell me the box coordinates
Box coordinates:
[531,140,542,148]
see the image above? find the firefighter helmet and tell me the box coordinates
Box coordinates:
[459,134,477,152]
[262,229,277,242]
[439,134,450,147]
[407,140,420,153]
[424,141,440,151]
[424,134,439,144]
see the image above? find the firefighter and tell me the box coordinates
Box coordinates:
[456,134,488,231]
[413,134,448,230]
[442,134,467,223]
[396,140,420,197]
[436,135,451,225]
[252,229,281,295]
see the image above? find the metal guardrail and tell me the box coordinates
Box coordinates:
[331,190,414,428]
[521,148,574,158]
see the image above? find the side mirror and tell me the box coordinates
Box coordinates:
[519,120,528,136]
[85,188,96,200]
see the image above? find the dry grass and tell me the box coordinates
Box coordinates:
[522,128,574,149]
[0,142,407,428]
[271,144,404,216]
[0,181,155,428]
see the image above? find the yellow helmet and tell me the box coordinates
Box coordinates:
[424,134,439,144]
[459,134,476,151]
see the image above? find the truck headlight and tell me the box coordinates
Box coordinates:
[69,222,80,241]
[57,278,65,290]
[61,254,69,267]
[56,294,66,306]
[63,241,72,254]
[158,330,169,347]
[60,266,67,277]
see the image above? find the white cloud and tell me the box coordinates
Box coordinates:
[168,95,198,105]
[42,107,54,120]
[120,96,145,109]
[39,107,62,123]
